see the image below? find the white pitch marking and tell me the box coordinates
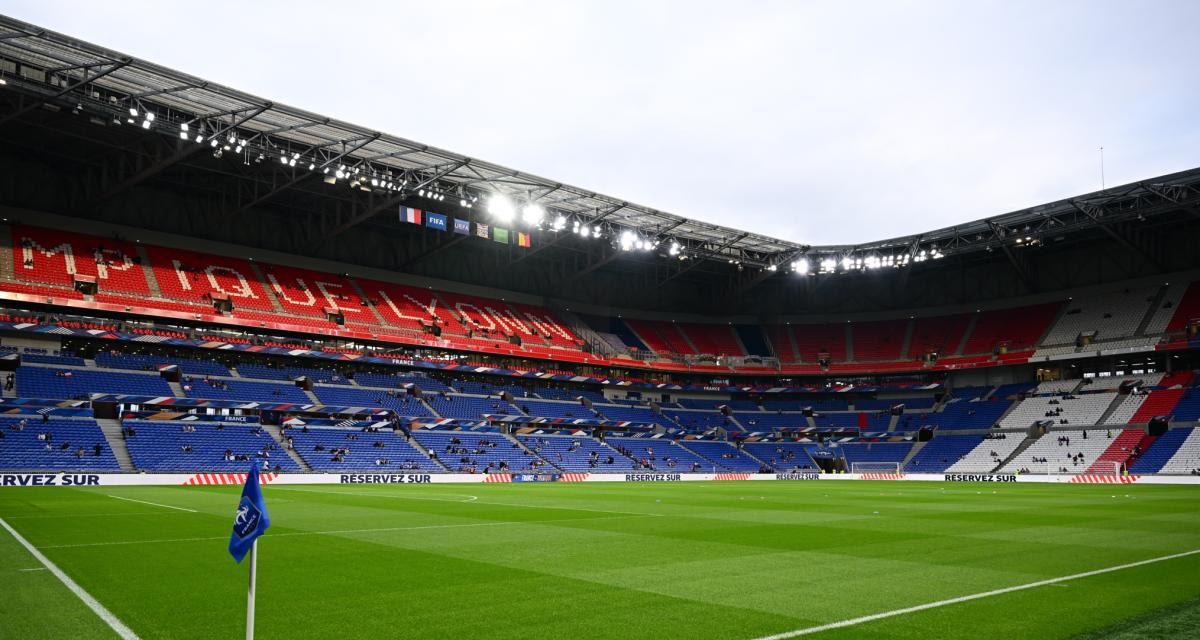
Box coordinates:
[275,487,659,517]
[106,495,197,513]
[18,567,47,572]
[37,513,656,550]
[273,488,479,503]
[751,548,1200,640]
[0,517,141,640]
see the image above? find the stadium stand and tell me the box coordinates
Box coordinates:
[850,319,907,361]
[663,409,735,431]
[789,323,847,362]
[513,399,595,419]
[17,366,174,398]
[425,394,516,420]
[146,245,276,311]
[961,303,1061,354]
[608,437,713,471]
[999,429,1127,473]
[591,404,675,427]
[95,352,231,377]
[915,399,1011,431]
[998,394,1112,429]
[122,420,300,472]
[907,314,972,359]
[623,319,696,356]
[183,378,311,403]
[742,441,821,471]
[1164,281,1200,333]
[1129,428,1198,474]
[945,435,1024,473]
[310,386,436,416]
[1166,388,1200,422]
[21,353,86,366]
[675,322,746,356]
[287,427,442,472]
[517,434,636,472]
[679,440,763,471]
[0,417,120,470]
[235,364,347,383]
[411,431,543,473]
[1040,286,1157,345]
[353,373,454,392]
[905,435,985,472]
[1104,393,1147,425]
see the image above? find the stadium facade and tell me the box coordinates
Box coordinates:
[1,14,1200,483]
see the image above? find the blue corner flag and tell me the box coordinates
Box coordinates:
[228,460,270,563]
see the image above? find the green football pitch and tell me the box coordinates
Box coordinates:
[1,481,1198,640]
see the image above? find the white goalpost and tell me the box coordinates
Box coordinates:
[850,462,902,474]
[1084,460,1123,476]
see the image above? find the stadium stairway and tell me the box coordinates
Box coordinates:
[247,261,287,313]
[953,314,978,356]
[303,388,321,404]
[347,278,389,326]
[228,366,242,378]
[96,418,136,472]
[0,224,12,280]
[738,446,772,470]
[504,432,561,471]
[993,433,1040,472]
[419,396,440,417]
[898,320,915,362]
[135,244,165,298]
[551,306,623,358]
[1086,429,1144,473]
[265,424,313,472]
[1095,392,1131,425]
[900,440,926,468]
[166,380,185,397]
[1123,433,1158,470]
[403,434,451,471]
[1135,284,1170,336]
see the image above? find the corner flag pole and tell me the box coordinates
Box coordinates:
[246,539,257,640]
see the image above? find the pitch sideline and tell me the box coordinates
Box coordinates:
[0,516,141,640]
[751,548,1200,639]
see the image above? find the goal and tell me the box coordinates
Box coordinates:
[851,462,902,474]
[1083,460,1123,476]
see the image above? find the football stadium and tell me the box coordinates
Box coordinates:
[1,8,1199,640]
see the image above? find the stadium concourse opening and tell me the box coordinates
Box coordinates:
[0,11,1199,640]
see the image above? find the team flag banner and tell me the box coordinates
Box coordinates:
[494,227,509,244]
[228,460,270,563]
[517,232,532,248]
[454,218,470,235]
[400,206,422,225]
[425,212,448,232]
[476,222,489,239]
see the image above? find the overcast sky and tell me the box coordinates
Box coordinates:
[7,1,1199,245]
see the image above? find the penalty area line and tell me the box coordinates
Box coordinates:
[0,516,141,640]
[107,494,197,513]
[751,548,1200,640]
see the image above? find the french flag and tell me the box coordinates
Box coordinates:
[400,206,422,224]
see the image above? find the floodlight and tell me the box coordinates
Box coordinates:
[521,203,545,226]
[487,194,516,222]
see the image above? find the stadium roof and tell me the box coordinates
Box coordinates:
[1,13,1199,278]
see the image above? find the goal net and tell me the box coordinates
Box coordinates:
[1084,460,1122,476]
[851,462,902,474]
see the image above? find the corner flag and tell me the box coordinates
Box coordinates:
[229,460,270,563]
